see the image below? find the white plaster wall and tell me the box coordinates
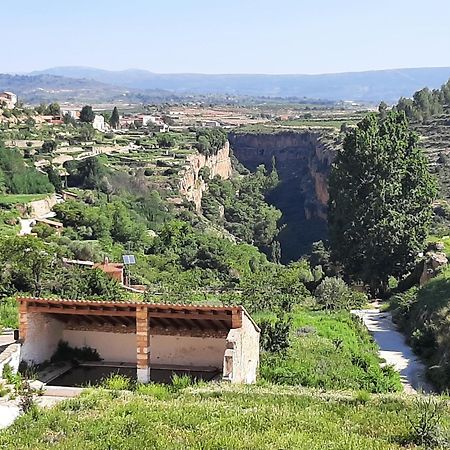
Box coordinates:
[21,313,64,364]
[150,335,226,368]
[240,313,260,383]
[62,330,136,363]
[225,313,260,384]
[63,331,226,368]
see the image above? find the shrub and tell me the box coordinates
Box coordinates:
[315,277,365,310]
[404,396,450,448]
[259,315,292,353]
[170,374,191,392]
[354,390,371,404]
[2,363,20,385]
[17,380,37,414]
[102,374,132,391]
[136,383,170,399]
[51,341,101,363]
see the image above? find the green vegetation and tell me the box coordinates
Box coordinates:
[389,266,450,391]
[110,106,119,129]
[0,297,18,329]
[0,147,54,195]
[259,310,402,392]
[79,105,95,123]
[202,165,281,256]
[0,193,48,205]
[0,235,126,300]
[329,111,436,296]
[195,128,227,156]
[395,78,450,123]
[1,386,449,449]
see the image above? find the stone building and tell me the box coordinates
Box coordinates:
[17,297,260,384]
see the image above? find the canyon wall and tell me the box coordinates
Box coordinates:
[229,130,338,261]
[178,142,232,211]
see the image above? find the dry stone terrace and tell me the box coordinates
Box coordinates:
[16,297,260,384]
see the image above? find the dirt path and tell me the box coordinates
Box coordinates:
[353,307,434,394]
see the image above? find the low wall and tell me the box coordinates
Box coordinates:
[0,343,21,377]
[27,194,57,218]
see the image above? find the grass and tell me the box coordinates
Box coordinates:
[426,235,450,257]
[0,385,448,449]
[0,193,49,205]
[259,310,402,393]
[0,297,19,330]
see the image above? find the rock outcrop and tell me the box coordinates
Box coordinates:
[228,130,338,260]
[178,142,232,211]
[229,131,336,221]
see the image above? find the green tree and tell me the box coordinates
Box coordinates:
[47,102,60,116]
[41,140,57,154]
[156,133,175,148]
[80,105,95,123]
[0,235,56,296]
[44,166,62,193]
[110,107,120,129]
[328,111,437,296]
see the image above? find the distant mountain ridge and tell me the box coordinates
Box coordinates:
[0,73,172,104]
[30,66,450,102]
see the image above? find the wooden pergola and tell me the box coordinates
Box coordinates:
[17,297,245,383]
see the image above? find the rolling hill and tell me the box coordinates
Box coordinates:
[31,66,450,103]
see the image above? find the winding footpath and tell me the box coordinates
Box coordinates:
[353,305,434,394]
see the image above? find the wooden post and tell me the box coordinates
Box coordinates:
[18,300,28,342]
[136,306,150,383]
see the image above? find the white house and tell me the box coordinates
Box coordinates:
[0,92,18,109]
[92,115,106,131]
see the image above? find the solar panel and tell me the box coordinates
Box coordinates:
[122,255,136,265]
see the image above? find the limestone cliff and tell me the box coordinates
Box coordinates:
[228,130,338,261]
[178,142,232,211]
[229,130,336,220]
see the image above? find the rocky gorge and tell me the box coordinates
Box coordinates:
[229,130,338,261]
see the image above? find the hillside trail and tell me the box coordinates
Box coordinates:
[352,302,435,394]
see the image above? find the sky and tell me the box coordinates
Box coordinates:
[3,0,450,74]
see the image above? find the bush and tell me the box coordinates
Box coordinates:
[170,374,192,392]
[259,315,292,353]
[51,341,101,363]
[18,380,37,414]
[102,374,132,391]
[136,383,170,399]
[315,277,365,310]
[405,396,450,448]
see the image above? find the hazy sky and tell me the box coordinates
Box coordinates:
[4,0,450,74]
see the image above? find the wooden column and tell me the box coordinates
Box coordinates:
[18,300,28,342]
[136,306,150,383]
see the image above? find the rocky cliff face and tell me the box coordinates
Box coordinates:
[229,130,338,260]
[178,142,232,211]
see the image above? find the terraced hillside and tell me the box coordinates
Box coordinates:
[414,116,450,198]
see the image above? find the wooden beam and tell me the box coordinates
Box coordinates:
[148,311,231,321]
[28,306,135,317]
